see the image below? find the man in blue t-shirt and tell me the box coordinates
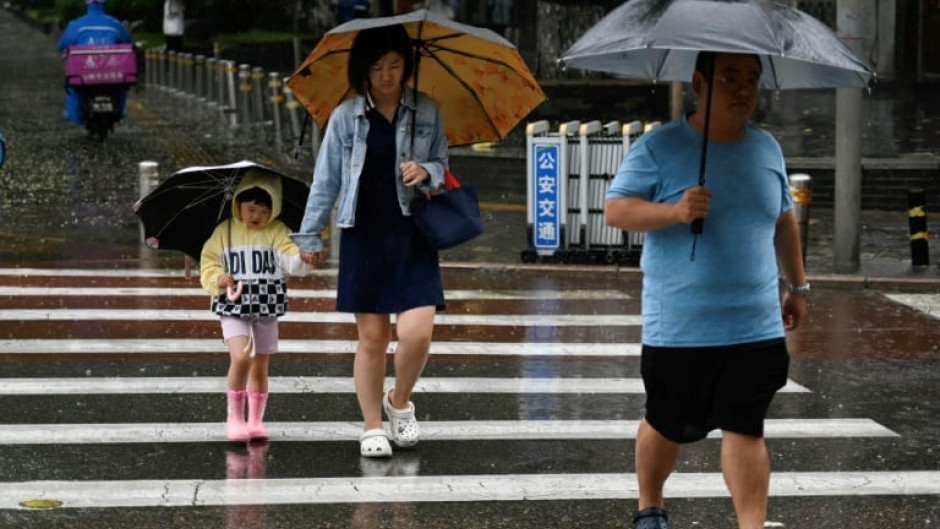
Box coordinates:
[57,0,133,125]
[605,52,808,529]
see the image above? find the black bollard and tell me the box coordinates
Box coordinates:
[907,188,929,267]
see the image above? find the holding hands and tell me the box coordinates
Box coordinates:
[300,251,327,266]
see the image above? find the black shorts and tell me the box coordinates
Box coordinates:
[640,338,789,443]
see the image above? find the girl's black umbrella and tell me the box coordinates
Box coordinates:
[133,161,309,261]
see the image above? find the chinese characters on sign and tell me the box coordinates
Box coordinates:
[533,144,560,250]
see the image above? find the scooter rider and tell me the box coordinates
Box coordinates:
[57,0,132,126]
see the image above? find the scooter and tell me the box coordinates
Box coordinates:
[79,84,126,140]
[63,43,137,140]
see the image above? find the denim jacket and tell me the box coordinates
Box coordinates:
[291,86,448,253]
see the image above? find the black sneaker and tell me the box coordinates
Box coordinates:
[633,507,669,529]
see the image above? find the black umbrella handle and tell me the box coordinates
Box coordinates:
[690,58,715,237]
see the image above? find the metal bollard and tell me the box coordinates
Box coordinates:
[251,66,267,138]
[789,173,812,263]
[205,57,217,106]
[268,72,284,150]
[217,58,227,110]
[908,188,929,267]
[137,161,159,243]
[237,64,251,130]
[167,51,177,92]
[194,55,205,100]
[284,82,303,143]
[227,61,240,128]
[156,49,166,90]
[182,53,194,96]
[138,160,160,198]
[145,49,154,88]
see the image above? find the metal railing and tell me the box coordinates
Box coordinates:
[143,48,317,162]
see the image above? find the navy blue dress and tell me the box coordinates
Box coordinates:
[336,107,445,314]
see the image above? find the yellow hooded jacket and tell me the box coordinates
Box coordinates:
[200,170,309,317]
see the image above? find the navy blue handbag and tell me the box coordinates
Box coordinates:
[411,170,484,250]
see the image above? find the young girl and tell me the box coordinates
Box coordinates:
[201,169,310,442]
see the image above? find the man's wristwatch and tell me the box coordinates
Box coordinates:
[786,282,811,296]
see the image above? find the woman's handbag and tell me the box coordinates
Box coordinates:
[411,169,484,250]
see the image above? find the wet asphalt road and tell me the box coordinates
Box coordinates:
[2,6,940,529]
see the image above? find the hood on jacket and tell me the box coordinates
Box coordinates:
[231,169,283,225]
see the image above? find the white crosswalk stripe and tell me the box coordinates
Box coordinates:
[0,268,933,517]
[0,338,639,356]
[0,419,896,445]
[0,309,642,326]
[0,376,810,395]
[4,471,936,510]
[884,293,940,318]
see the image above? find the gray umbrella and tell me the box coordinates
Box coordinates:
[559,0,874,89]
[559,0,874,234]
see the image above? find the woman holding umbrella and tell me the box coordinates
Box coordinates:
[292,24,447,458]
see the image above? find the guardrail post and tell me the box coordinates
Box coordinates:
[908,188,929,267]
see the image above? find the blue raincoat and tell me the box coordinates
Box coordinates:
[57,3,132,125]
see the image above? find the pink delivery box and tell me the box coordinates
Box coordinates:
[64,44,137,86]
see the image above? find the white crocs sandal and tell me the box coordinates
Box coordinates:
[359,428,392,458]
[383,389,419,448]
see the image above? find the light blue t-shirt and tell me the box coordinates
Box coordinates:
[606,117,792,347]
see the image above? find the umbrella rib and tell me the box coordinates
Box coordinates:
[419,41,524,72]
[417,42,502,140]
[150,190,228,237]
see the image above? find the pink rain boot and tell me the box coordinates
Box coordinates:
[247,392,270,441]
[226,390,250,442]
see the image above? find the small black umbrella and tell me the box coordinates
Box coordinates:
[133,161,309,261]
[560,0,875,233]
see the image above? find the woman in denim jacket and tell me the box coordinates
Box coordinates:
[292,24,447,458]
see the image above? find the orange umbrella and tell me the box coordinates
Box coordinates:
[287,9,546,147]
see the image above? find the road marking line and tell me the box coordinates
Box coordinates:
[3,470,933,509]
[0,376,809,395]
[0,339,639,356]
[0,286,632,300]
[884,293,940,319]
[0,309,643,326]
[0,419,896,445]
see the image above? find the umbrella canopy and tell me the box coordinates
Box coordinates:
[287,9,546,147]
[133,161,309,261]
[559,0,875,90]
